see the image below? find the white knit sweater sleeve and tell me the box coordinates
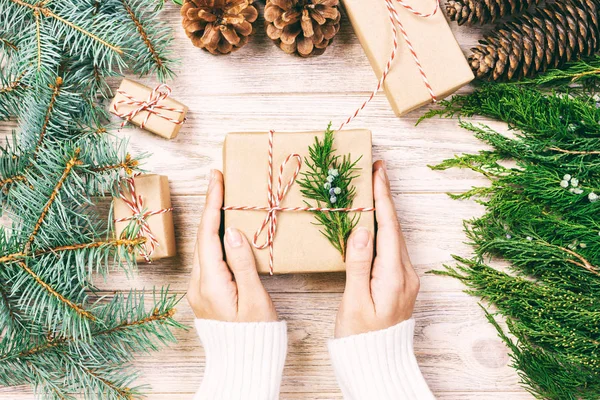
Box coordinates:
[328,319,435,400]
[194,319,288,400]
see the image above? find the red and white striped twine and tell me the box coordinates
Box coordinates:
[113,84,186,130]
[115,175,174,262]
[338,0,439,131]
[222,0,439,273]
[223,130,375,275]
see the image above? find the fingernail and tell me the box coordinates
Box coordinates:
[352,227,370,249]
[226,227,242,248]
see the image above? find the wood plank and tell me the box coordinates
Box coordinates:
[0,392,534,400]
[0,292,531,398]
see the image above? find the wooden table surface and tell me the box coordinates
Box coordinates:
[1,2,534,399]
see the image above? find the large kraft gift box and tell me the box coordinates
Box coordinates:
[114,174,176,262]
[224,129,374,274]
[109,79,188,139]
[342,0,474,116]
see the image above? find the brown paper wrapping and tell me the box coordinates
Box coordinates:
[224,129,374,274]
[342,0,474,116]
[114,174,176,262]
[109,79,188,139]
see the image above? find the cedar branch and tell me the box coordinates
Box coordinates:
[0,237,146,265]
[23,149,82,254]
[17,261,95,320]
[8,0,123,54]
[121,0,163,68]
[540,241,599,275]
[547,147,600,155]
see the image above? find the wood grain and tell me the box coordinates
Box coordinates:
[0,1,532,399]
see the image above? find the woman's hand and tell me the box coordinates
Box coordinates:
[188,169,278,322]
[335,161,420,338]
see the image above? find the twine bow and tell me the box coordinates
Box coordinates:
[113,84,186,130]
[339,0,440,130]
[115,175,174,262]
[223,130,375,275]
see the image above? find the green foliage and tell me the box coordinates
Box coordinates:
[0,0,183,398]
[297,124,361,258]
[0,0,174,99]
[517,54,600,92]
[422,84,600,398]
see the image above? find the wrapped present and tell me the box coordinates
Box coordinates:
[114,174,176,262]
[223,129,375,275]
[342,0,474,116]
[110,79,188,139]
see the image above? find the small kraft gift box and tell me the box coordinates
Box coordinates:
[114,174,176,262]
[110,78,188,139]
[223,129,375,275]
[342,0,474,116]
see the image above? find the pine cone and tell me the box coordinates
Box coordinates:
[181,0,259,55]
[264,0,341,57]
[446,0,542,25]
[470,0,600,81]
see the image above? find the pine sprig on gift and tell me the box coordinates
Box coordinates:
[421,85,600,398]
[297,124,361,258]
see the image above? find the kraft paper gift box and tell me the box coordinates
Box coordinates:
[110,78,188,139]
[223,129,375,274]
[342,0,474,116]
[114,174,176,262]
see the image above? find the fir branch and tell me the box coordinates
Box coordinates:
[0,75,68,194]
[90,153,139,175]
[297,124,361,258]
[0,237,145,265]
[24,149,82,254]
[0,0,181,395]
[16,260,95,321]
[0,69,27,94]
[8,0,123,55]
[0,36,18,52]
[31,76,63,159]
[16,306,175,360]
[120,0,164,69]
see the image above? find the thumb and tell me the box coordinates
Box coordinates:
[344,227,374,301]
[224,227,264,297]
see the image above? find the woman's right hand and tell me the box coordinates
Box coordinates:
[335,160,421,338]
[187,169,278,323]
